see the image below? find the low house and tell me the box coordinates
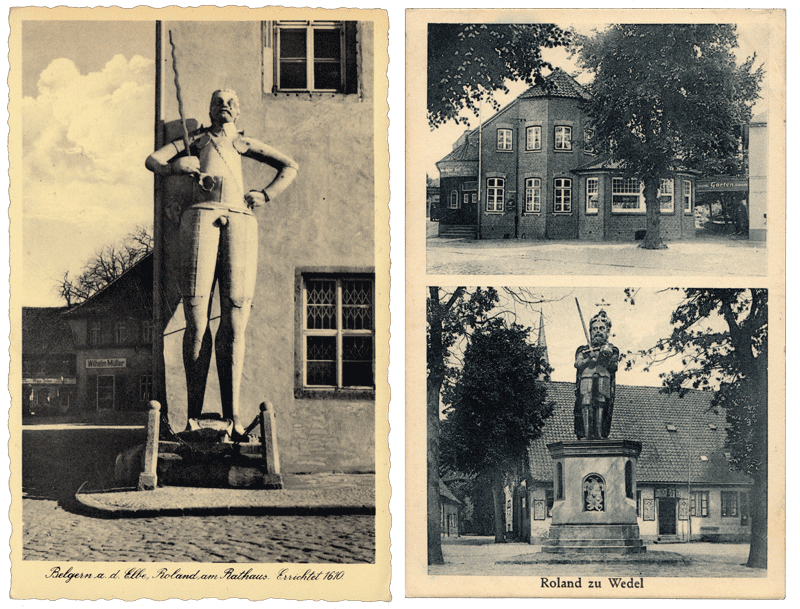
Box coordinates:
[440,479,461,538]
[524,382,752,543]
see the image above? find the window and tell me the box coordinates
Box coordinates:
[721,490,739,517]
[636,490,642,516]
[612,177,644,212]
[625,461,634,499]
[274,21,356,93]
[659,178,674,213]
[302,275,374,390]
[471,193,477,204]
[525,178,541,213]
[449,190,459,209]
[463,193,469,207]
[141,319,154,343]
[140,374,153,402]
[586,177,599,213]
[554,178,571,213]
[114,320,127,345]
[497,129,513,151]
[684,180,693,213]
[554,126,572,150]
[526,126,541,151]
[691,491,709,517]
[88,320,102,345]
[486,178,504,212]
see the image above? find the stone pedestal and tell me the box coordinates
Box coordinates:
[543,440,645,554]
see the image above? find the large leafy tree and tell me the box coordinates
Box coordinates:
[427,287,552,563]
[577,25,763,249]
[631,288,768,568]
[427,24,573,129]
[440,321,553,543]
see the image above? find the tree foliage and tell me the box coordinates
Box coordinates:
[441,323,552,476]
[427,24,573,129]
[576,25,764,248]
[630,288,768,568]
[57,224,153,307]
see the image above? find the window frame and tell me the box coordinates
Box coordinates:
[486,177,505,213]
[690,491,709,517]
[586,177,599,214]
[612,177,645,213]
[554,125,572,151]
[721,490,739,517]
[659,178,675,214]
[88,320,102,346]
[553,178,572,213]
[296,271,375,399]
[139,374,153,403]
[683,179,693,214]
[449,190,459,209]
[496,128,513,152]
[274,21,347,93]
[114,320,127,345]
[524,177,541,213]
[526,125,542,151]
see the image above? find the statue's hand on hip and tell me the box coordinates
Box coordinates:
[245,190,267,209]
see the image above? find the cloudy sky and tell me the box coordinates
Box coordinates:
[21,21,155,306]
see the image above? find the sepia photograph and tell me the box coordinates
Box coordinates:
[406,8,785,599]
[421,17,776,277]
[10,6,389,601]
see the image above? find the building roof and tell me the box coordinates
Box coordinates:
[437,137,479,165]
[62,253,153,319]
[528,382,751,486]
[572,155,702,176]
[519,68,591,101]
[440,479,461,505]
[22,307,75,354]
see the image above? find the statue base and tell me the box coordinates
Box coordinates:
[542,440,645,555]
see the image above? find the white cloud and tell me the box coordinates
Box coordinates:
[22,55,155,224]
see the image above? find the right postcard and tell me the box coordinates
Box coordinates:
[406,8,785,599]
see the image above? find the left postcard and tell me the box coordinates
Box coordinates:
[9,6,390,601]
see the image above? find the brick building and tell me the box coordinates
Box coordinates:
[435,69,698,241]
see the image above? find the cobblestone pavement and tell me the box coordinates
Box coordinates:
[428,537,765,578]
[22,424,375,563]
[426,223,767,277]
[23,498,375,563]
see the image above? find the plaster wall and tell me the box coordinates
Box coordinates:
[157,20,375,473]
[748,121,768,240]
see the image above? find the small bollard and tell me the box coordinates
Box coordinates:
[138,400,161,491]
[260,401,283,488]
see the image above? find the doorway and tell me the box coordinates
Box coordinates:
[658,497,678,535]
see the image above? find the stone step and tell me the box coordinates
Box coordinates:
[439,225,477,238]
[542,544,646,555]
[543,538,646,547]
[548,524,642,540]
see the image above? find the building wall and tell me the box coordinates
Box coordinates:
[158,20,376,473]
[527,482,750,543]
[748,120,768,241]
[441,501,460,538]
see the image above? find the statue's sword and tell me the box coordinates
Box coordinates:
[575,297,595,353]
[168,30,192,159]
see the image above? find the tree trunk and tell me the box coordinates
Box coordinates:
[491,474,506,543]
[427,374,445,565]
[640,178,667,249]
[746,468,768,568]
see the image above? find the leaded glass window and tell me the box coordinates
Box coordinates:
[303,275,374,389]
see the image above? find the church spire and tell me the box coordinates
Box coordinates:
[536,311,551,381]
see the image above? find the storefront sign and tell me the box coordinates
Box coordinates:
[696,177,749,193]
[86,358,127,369]
[23,377,77,385]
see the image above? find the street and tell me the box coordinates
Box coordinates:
[426,222,767,277]
[22,423,375,563]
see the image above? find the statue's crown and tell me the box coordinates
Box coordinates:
[590,309,611,331]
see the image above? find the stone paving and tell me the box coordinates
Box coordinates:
[428,537,766,578]
[426,222,767,277]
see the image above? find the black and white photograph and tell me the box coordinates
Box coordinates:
[406,8,784,599]
[420,16,776,277]
[10,6,389,601]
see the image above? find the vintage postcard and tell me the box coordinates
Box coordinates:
[406,9,785,598]
[9,5,389,601]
